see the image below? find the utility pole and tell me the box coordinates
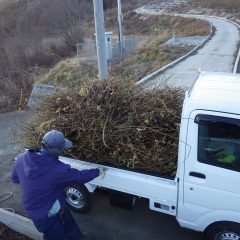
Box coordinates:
[117,0,124,60]
[93,0,108,80]
[27,0,29,25]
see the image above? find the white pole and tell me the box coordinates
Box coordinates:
[93,0,108,80]
[117,0,124,60]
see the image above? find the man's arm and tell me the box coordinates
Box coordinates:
[54,162,100,188]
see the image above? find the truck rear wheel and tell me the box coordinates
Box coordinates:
[204,222,240,240]
[65,184,91,213]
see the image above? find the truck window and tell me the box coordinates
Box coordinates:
[197,115,240,172]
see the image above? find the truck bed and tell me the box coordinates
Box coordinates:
[59,156,178,216]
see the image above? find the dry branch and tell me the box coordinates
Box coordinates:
[22,79,184,176]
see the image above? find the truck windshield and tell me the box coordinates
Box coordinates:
[197,115,240,172]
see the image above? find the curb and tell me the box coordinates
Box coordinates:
[0,208,42,240]
[136,18,214,86]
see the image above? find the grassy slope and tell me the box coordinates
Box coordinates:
[43,61,98,88]
[43,14,210,88]
[0,0,147,111]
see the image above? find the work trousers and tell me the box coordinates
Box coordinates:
[33,207,84,240]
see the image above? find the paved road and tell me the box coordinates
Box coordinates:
[141,14,240,89]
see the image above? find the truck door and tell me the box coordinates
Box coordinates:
[182,111,240,229]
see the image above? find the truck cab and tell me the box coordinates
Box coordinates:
[177,71,240,239]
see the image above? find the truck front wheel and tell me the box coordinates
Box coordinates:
[204,222,240,240]
[65,184,91,213]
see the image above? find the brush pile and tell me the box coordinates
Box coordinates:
[23,79,184,176]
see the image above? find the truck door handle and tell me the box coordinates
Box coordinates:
[189,172,206,179]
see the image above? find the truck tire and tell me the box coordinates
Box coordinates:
[65,184,91,213]
[204,222,240,240]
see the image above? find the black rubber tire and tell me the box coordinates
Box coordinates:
[65,184,91,213]
[204,222,240,240]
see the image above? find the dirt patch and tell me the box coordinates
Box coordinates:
[0,223,33,240]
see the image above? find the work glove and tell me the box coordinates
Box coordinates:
[98,167,106,179]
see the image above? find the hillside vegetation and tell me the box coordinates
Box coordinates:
[0,0,145,112]
[43,14,210,87]
[0,0,91,111]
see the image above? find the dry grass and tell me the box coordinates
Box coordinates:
[43,14,210,86]
[109,15,209,82]
[0,0,92,111]
[106,12,210,37]
[42,61,97,88]
[189,0,240,12]
[0,0,148,112]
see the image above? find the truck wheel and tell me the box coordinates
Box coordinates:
[65,185,91,213]
[204,222,240,240]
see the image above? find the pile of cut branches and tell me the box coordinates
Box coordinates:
[23,80,184,176]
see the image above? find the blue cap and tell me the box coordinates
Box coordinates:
[42,130,73,150]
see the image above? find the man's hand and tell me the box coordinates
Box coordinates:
[98,167,106,179]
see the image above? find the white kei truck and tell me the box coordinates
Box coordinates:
[60,72,240,240]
